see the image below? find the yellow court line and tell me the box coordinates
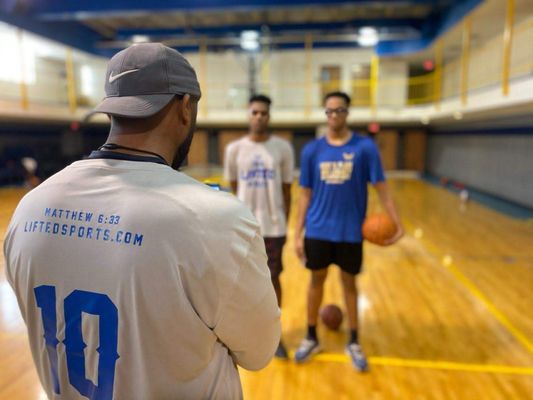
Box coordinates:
[300,353,533,375]
[444,261,533,355]
[402,217,533,356]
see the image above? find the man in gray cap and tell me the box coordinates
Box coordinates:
[4,43,280,400]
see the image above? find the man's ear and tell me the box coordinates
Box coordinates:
[177,94,192,127]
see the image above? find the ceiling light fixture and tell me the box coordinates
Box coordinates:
[132,35,150,43]
[358,27,379,47]
[240,30,260,51]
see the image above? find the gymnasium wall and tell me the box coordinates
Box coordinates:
[0,23,107,108]
[442,11,533,99]
[186,127,425,171]
[377,60,408,107]
[184,48,376,110]
[427,132,533,209]
[1,124,424,184]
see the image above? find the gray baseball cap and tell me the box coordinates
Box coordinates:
[89,43,201,118]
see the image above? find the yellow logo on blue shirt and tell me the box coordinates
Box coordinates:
[319,153,354,184]
[342,152,355,160]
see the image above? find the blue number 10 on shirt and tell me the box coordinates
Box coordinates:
[34,285,119,400]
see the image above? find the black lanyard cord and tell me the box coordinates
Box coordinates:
[98,143,168,165]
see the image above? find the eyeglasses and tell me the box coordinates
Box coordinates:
[251,110,269,117]
[325,107,348,116]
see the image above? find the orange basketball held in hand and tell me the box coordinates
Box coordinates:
[362,213,397,246]
[319,304,343,330]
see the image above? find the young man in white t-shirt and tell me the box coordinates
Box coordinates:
[4,43,280,400]
[224,94,294,359]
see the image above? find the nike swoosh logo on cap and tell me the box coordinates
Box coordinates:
[109,69,140,83]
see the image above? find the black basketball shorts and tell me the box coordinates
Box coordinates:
[304,238,363,275]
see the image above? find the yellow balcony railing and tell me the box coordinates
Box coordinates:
[0,4,532,116]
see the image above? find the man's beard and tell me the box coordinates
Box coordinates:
[171,123,195,170]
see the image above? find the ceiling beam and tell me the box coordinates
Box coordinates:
[115,19,423,40]
[13,1,438,20]
[0,10,101,55]
[0,0,478,57]
[376,0,483,56]
[96,30,419,55]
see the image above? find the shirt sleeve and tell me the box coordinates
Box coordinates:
[299,142,314,188]
[223,143,238,182]
[366,140,386,184]
[3,221,15,290]
[213,230,281,370]
[281,142,294,184]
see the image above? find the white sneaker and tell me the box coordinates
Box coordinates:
[345,343,369,372]
[294,338,321,363]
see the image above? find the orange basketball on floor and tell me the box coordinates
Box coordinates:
[362,213,397,246]
[319,304,343,330]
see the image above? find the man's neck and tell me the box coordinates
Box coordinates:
[248,131,270,142]
[326,127,351,146]
[105,133,175,165]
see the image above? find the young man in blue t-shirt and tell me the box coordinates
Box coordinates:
[294,91,404,371]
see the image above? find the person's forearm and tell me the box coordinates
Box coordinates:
[375,182,402,226]
[282,183,291,221]
[295,188,311,239]
[230,180,237,194]
[374,182,404,245]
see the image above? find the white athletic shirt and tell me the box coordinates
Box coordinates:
[224,136,294,238]
[4,158,280,400]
